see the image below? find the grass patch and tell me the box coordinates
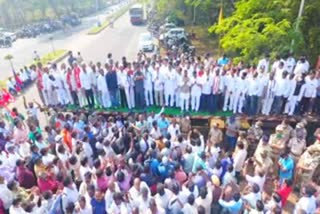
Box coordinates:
[0,49,68,88]
[33,49,68,66]
[185,25,219,56]
[88,20,110,34]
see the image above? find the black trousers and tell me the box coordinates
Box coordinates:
[71,90,79,106]
[85,89,95,108]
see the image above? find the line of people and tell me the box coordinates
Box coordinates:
[35,51,320,116]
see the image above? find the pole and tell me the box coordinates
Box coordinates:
[291,0,306,50]
[9,59,16,77]
[193,5,196,25]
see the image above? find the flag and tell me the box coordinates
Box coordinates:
[218,6,223,25]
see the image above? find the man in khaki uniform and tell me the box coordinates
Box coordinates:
[292,122,307,141]
[208,123,223,147]
[269,126,287,166]
[275,119,293,143]
[288,131,307,163]
[247,121,264,141]
[295,141,320,188]
[253,150,273,176]
[254,135,272,160]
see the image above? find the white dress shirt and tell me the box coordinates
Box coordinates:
[201,74,213,94]
[286,57,296,73]
[294,60,310,74]
[299,78,317,99]
[257,58,270,72]
[190,76,202,95]
[247,78,260,96]
[97,74,108,92]
[274,78,289,97]
[294,196,316,214]
[153,72,164,91]
[0,183,13,209]
[80,71,92,90]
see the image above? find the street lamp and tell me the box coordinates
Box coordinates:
[49,36,55,54]
[4,54,16,78]
[291,0,306,50]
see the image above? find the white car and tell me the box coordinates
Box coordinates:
[159,23,176,33]
[138,32,154,52]
[160,27,186,41]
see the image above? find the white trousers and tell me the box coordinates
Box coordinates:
[125,87,135,109]
[284,96,298,115]
[262,97,274,115]
[180,93,190,111]
[145,88,154,106]
[232,92,245,113]
[99,91,111,108]
[191,93,201,111]
[42,90,49,106]
[47,89,59,106]
[165,90,175,107]
[57,88,69,105]
[78,90,87,107]
[223,91,234,111]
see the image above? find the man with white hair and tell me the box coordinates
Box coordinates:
[164,64,177,107]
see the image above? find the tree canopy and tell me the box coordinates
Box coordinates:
[209,0,320,65]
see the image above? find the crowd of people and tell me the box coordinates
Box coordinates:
[32,51,320,117]
[0,91,319,213]
[0,50,319,214]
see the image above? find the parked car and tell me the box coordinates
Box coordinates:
[138,32,155,52]
[160,27,187,41]
[159,22,176,33]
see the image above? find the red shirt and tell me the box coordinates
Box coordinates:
[277,185,292,206]
[38,177,58,193]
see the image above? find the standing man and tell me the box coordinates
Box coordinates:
[144,63,154,107]
[52,63,69,106]
[164,64,176,107]
[124,67,135,110]
[36,62,47,105]
[298,72,317,115]
[246,73,260,116]
[72,62,83,107]
[283,73,297,115]
[200,69,213,112]
[179,70,191,112]
[261,73,276,116]
[80,63,95,108]
[232,72,248,114]
[223,69,236,112]
[153,66,164,106]
[134,64,145,109]
[257,54,270,73]
[190,71,202,112]
[97,69,110,109]
[211,68,222,114]
[106,63,119,108]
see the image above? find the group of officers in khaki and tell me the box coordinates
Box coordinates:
[207,116,320,189]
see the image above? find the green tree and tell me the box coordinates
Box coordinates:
[209,0,295,64]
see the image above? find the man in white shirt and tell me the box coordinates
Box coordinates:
[154,184,173,211]
[274,61,286,81]
[144,63,154,106]
[52,63,69,106]
[80,64,95,108]
[164,64,177,107]
[232,72,248,114]
[271,55,285,73]
[97,69,111,108]
[284,73,297,115]
[195,183,213,214]
[271,71,289,115]
[200,70,213,112]
[123,69,135,109]
[0,176,13,211]
[179,70,191,112]
[285,53,296,74]
[246,73,260,115]
[190,71,203,112]
[233,142,247,183]
[294,56,310,75]
[153,66,164,106]
[294,185,316,214]
[298,72,317,114]
[223,69,236,111]
[242,183,262,211]
[167,118,180,140]
[181,194,198,214]
[261,74,276,115]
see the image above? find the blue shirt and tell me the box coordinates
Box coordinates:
[219,199,243,214]
[91,198,106,214]
[150,158,160,176]
[218,57,229,66]
[279,157,294,179]
[106,71,118,90]
[157,118,170,136]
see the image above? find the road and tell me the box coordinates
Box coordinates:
[6,9,148,121]
[0,1,135,79]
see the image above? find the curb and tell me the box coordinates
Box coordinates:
[52,51,69,64]
[88,2,135,35]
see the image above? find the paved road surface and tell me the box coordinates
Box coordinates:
[0,1,130,79]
